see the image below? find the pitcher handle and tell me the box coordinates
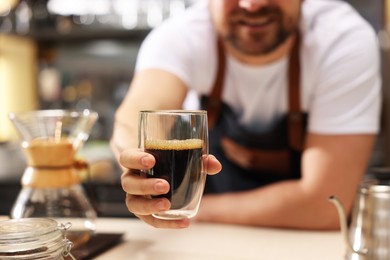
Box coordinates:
[328,195,368,256]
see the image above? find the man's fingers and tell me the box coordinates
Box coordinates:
[125,194,170,215]
[118,148,220,229]
[126,195,190,228]
[122,172,170,195]
[119,149,155,170]
[204,155,222,175]
[136,213,191,229]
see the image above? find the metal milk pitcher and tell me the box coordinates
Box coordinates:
[329,178,390,260]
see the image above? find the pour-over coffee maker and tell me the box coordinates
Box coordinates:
[9,109,98,247]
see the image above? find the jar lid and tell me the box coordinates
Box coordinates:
[0,218,58,240]
[0,218,69,258]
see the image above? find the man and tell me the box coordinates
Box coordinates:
[111,0,381,229]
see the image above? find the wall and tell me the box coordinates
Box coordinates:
[0,34,38,142]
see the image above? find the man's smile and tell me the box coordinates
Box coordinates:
[236,16,275,30]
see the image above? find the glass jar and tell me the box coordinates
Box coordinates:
[0,218,75,260]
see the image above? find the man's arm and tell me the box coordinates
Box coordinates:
[112,69,222,229]
[111,68,188,160]
[196,133,376,230]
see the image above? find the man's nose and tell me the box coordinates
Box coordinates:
[238,0,270,12]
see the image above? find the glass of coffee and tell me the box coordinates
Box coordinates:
[139,110,208,220]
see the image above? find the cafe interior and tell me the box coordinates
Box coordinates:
[0,0,389,259]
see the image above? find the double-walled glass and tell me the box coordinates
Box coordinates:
[139,110,208,220]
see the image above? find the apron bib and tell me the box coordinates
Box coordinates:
[201,34,307,193]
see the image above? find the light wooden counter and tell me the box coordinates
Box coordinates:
[94,218,345,260]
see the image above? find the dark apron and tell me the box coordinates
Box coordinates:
[201,34,308,193]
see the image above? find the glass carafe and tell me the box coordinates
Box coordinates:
[9,109,98,247]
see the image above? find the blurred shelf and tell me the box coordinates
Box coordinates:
[5,27,151,43]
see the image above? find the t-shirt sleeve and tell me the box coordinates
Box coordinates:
[134,1,216,95]
[134,20,194,89]
[307,16,382,135]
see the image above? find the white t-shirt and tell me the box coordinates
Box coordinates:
[135,0,381,135]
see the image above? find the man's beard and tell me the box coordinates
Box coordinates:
[224,6,297,56]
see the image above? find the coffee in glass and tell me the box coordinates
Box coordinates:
[139,110,208,220]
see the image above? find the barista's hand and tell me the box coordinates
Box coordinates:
[120,148,222,229]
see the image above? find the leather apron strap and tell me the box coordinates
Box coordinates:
[206,39,226,129]
[205,33,303,151]
[288,34,303,151]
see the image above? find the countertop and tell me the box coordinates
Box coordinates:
[93,218,345,260]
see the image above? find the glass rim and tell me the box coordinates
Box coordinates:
[9,109,98,120]
[139,109,207,115]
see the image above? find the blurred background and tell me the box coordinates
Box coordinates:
[0,0,388,217]
[0,0,195,218]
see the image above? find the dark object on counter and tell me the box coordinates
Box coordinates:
[369,167,390,181]
[0,182,21,216]
[69,233,124,260]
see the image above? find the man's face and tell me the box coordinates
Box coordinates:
[209,0,302,55]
